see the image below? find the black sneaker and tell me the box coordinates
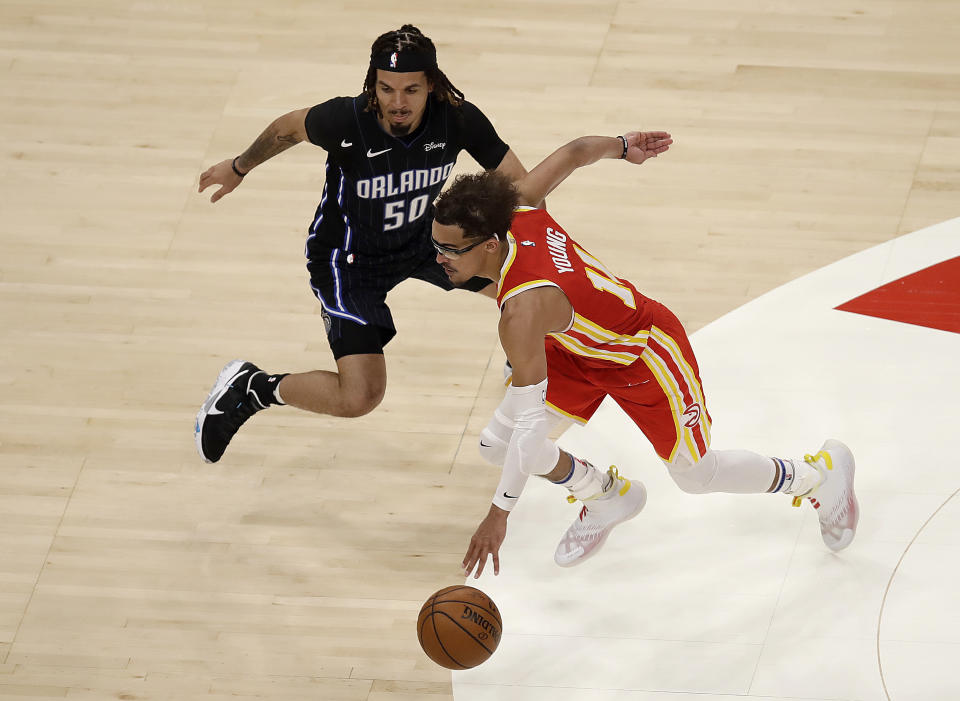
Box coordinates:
[195,359,267,463]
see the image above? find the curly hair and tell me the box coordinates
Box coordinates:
[363,25,464,116]
[433,171,520,242]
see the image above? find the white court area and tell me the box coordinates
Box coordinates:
[455,218,960,701]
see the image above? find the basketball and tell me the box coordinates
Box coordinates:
[417,585,502,669]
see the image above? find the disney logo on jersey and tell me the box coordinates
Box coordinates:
[355,162,455,200]
[424,141,446,152]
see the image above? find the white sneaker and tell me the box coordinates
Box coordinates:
[792,439,859,551]
[554,467,647,567]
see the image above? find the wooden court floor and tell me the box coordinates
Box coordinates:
[1,1,958,699]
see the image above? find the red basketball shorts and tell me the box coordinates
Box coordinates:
[545,301,713,465]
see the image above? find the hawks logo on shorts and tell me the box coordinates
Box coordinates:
[682,403,702,428]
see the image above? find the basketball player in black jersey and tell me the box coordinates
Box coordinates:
[195,25,530,463]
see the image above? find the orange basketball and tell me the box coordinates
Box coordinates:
[417,585,502,669]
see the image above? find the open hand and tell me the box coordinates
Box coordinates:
[462,506,508,579]
[198,158,244,203]
[623,131,673,165]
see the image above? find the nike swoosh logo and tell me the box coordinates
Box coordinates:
[205,369,250,416]
[341,139,352,147]
[367,147,391,158]
[480,441,492,448]
[502,492,518,499]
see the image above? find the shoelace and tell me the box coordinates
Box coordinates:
[794,451,851,523]
[565,466,622,505]
[558,467,630,554]
[791,451,833,507]
[218,387,261,434]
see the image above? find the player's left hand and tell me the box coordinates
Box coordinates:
[198,158,244,203]
[623,131,673,165]
[462,506,508,579]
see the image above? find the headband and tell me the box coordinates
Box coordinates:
[370,48,437,73]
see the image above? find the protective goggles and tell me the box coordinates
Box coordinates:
[431,236,492,259]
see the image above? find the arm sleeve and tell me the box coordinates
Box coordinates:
[460,101,510,170]
[492,456,530,512]
[490,379,560,512]
[304,97,350,152]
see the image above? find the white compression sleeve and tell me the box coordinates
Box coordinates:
[491,379,560,511]
[491,457,530,512]
[666,448,776,494]
[478,409,514,467]
[482,395,569,469]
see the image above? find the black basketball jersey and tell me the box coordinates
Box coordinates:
[303,94,509,262]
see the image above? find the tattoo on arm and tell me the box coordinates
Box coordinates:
[236,122,302,172]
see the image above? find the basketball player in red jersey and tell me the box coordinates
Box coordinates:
[431,132,859,577]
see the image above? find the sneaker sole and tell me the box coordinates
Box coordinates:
[555,482,648,568]
[821,439,859,552]
[194,359,247,464]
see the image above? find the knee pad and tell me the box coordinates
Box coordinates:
[478,410,513,467]
[479,427,509,466]
[666,450,720,494]
[478,408,562,472]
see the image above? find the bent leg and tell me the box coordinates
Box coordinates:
[278,353,386,418]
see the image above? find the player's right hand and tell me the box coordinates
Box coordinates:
[462,508,508,579]
[198,158,243,203]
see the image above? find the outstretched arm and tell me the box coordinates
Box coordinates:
[198,107,310,203]
[461,287,572,578]
[515,131,672,207]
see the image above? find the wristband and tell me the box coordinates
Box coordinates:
[618,135,628,159]
[231,157,248,178]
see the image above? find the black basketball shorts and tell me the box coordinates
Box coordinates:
[306,242,491,359]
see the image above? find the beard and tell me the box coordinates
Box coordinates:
[388,122,411,136]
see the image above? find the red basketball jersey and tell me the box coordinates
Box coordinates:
[496,207,656,370]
